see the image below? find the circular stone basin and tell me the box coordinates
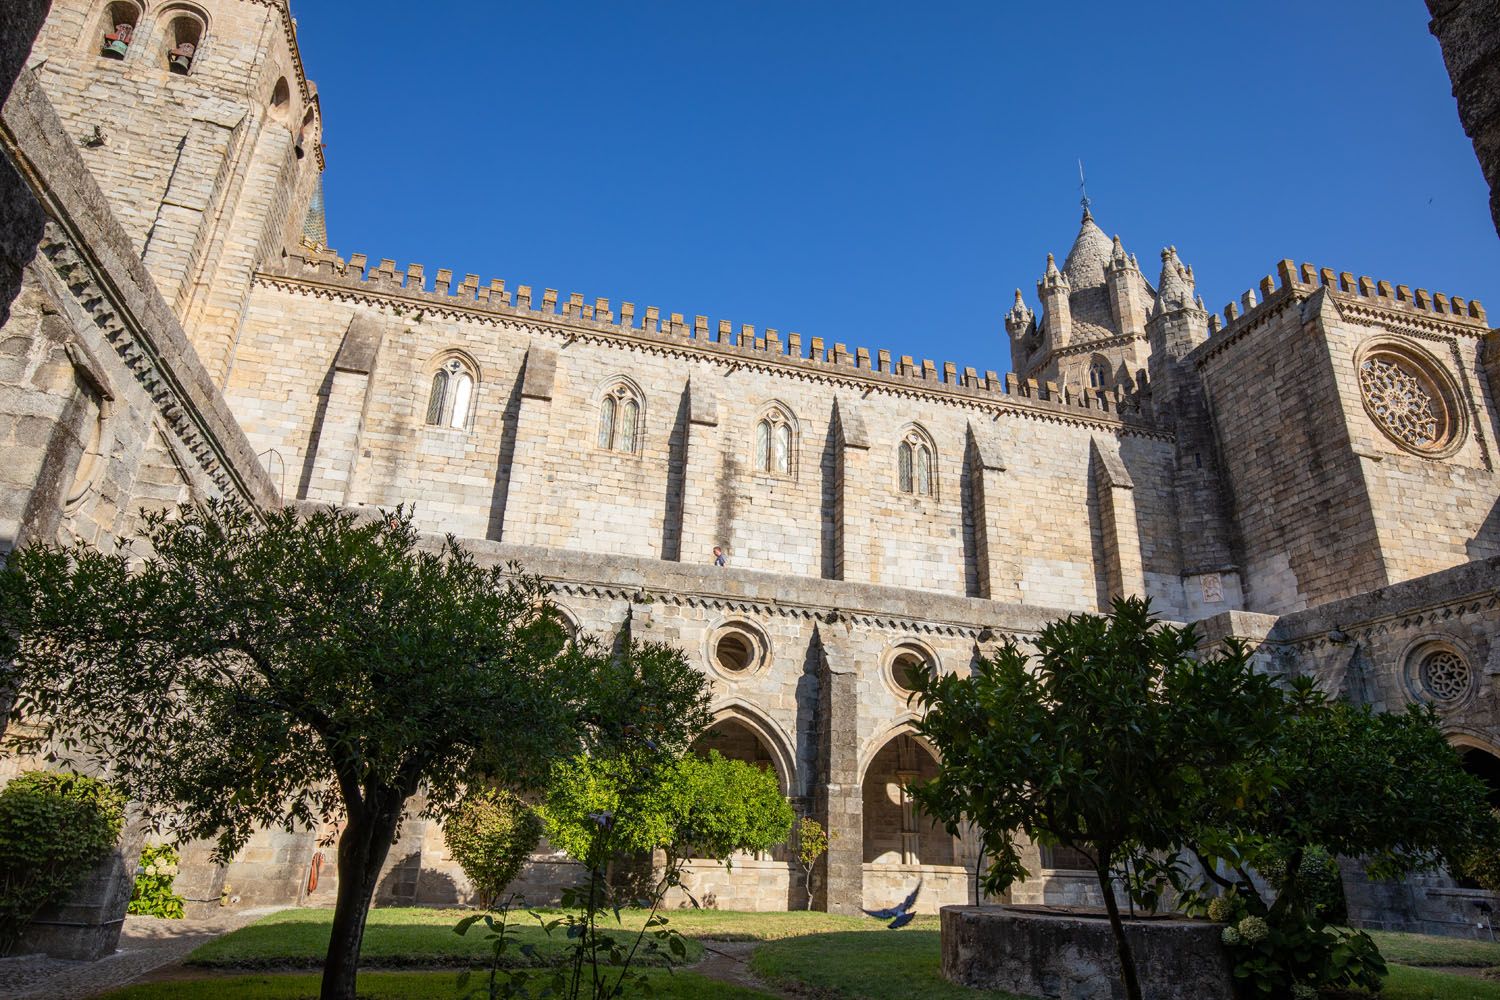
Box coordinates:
[941,905,1233,1000]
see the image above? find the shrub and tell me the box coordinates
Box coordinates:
[0,770,125,953]
[128,843,185,919]
[444,788,544,910]
[1258,844,1347,924]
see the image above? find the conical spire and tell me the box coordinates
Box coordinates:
[1061,208,1115,288]
[1152,246,1197,316]
[1005,288,1035,338]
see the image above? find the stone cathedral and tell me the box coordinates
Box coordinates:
[2,0,1500,957]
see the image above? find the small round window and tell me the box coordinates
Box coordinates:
[887,644,936,695]
[706,621,768,679]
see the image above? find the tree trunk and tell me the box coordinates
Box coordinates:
[320,793,405,1000]
[1096,860,1143,1000]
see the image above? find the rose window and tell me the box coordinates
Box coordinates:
[1419,650,1471,703]
[1356,346,1462,456]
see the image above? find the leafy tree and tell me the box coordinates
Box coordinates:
[792,816,829,910]
[1181,680,1498,995]
[443,788,543,911]
[542,749,792,868]
[531,746,786,999]
[0,770,124,953]
[0,501,707,1000]
[910,598,1283,1000]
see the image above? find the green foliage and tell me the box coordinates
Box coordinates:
[1177,679,1496,995]
[1206,890,1385,996]
[1256,844,1345,924]
[540,750,792,868]
[128,843,186,920]
[443,790,543,911]
[792,817,829,909]
[910,597,1283,1000]
[0,502,710,1000]
[1450,810,1500,891]
[0,770,125,953]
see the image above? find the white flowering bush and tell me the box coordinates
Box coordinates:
[1221,926,1243,946]
[1237,916,1270,943]
[1206,896,1233,923]
[128,843,185,919]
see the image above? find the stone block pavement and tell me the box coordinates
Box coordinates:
[0,908,282,1000]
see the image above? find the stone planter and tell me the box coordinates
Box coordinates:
[941,905,1234,1000]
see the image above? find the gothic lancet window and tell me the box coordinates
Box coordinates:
[424,357,475,430]
[597,382,643,454]
[898,427,936,497]
[754,406,795,476]
[1088,355,1110,390]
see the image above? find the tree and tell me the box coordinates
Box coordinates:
[534,746,789,999]
[1182,679,1499,994]
[910,598,1283,1000]
[792,817,829,910]
[0,501,710,1000]
[443,788,544,911]
[542,749,793,869]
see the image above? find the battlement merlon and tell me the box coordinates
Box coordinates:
[1190,258,1491,369]
[255,250,1169,433]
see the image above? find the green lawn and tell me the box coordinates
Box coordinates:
[185,908,704,969]
[101,970,773,1000]
[139,909,1500,1000]
[185,906,936,970]
[1371,930,1500,968]
[752,930,1027,1000]
[1385,964,1500,999]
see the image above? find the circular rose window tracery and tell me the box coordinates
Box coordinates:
[1420,650,1471,704]
[1356,344,1463,457]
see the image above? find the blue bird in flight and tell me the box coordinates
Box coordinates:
[863,882,921,929]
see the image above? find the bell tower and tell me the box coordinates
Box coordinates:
[27,0,326,382]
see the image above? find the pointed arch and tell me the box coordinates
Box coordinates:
[422,350,481,430]
[697,700,798,795]
[596,375,645,454]
[896,423,938,498]
[857,715,941,784]
[753,401,798,477]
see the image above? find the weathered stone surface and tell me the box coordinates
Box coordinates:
[1429,0,1500,237]
[1,0,1498,933]
[941,906,1234,1000]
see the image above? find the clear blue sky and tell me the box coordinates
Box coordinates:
[294,1,1499,376]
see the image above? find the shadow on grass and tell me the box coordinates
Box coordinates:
[750,929,1034,1000]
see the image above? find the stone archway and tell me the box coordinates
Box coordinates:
[860,732,951,867]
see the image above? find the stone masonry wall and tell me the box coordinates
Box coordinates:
[1194,264,1494,615]
[230,265,1189,616]
[29,0,323,382]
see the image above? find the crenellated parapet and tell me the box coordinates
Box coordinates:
[1195,260,1490,364]
[256,251,1164,431]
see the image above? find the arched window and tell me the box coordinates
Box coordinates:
[98,2,142,59]
[1088,355,1110,390]
[597,382,643,454]
[898,426,936,497]
[754,405,796,476]
[161,11,206,75]
[424,357,476,430]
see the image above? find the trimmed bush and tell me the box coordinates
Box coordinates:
[443,788,543,909]
[0,770,125,953]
